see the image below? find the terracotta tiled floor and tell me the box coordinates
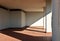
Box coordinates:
[0,27,52,41]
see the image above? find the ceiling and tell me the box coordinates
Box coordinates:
[0,0,46,12]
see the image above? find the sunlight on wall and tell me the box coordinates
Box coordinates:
[30,12,52,32]
[46,12,52,32]
[44,12,52,32]
[26,12,44,27]
[30,17,43,26]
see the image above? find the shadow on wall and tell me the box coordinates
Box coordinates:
[26,12,44,26]
[0,0,52,31]
[26,0,52,27]
[0,0,52,41]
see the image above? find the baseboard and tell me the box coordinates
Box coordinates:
[0,27,9,30]
[26,26,44,27]
[0,26,44,30]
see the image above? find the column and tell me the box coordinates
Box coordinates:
[44,0,52,32]
[21,11,26,27]
[52,0,60,41]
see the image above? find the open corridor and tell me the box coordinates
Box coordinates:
[0,27,52,41]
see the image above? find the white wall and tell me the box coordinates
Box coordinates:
[46,12,52,32]
[20,12,26,27]
[0,8,10,30]
[9,11,44,28]
[44,0,52,32]
[0,0,52,30]
[26,12,44,27]
[0,9,22,29]
[10,11,21,28]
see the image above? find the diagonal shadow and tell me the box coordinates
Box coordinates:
[0,28,52,41]
[25,29,45,33]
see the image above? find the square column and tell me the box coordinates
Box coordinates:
[52,0,60,41]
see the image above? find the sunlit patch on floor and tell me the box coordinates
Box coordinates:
[0,27,52,41]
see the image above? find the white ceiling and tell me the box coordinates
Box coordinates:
[0,0,46,12]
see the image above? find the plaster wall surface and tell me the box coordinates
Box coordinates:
[0,8,10,30]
